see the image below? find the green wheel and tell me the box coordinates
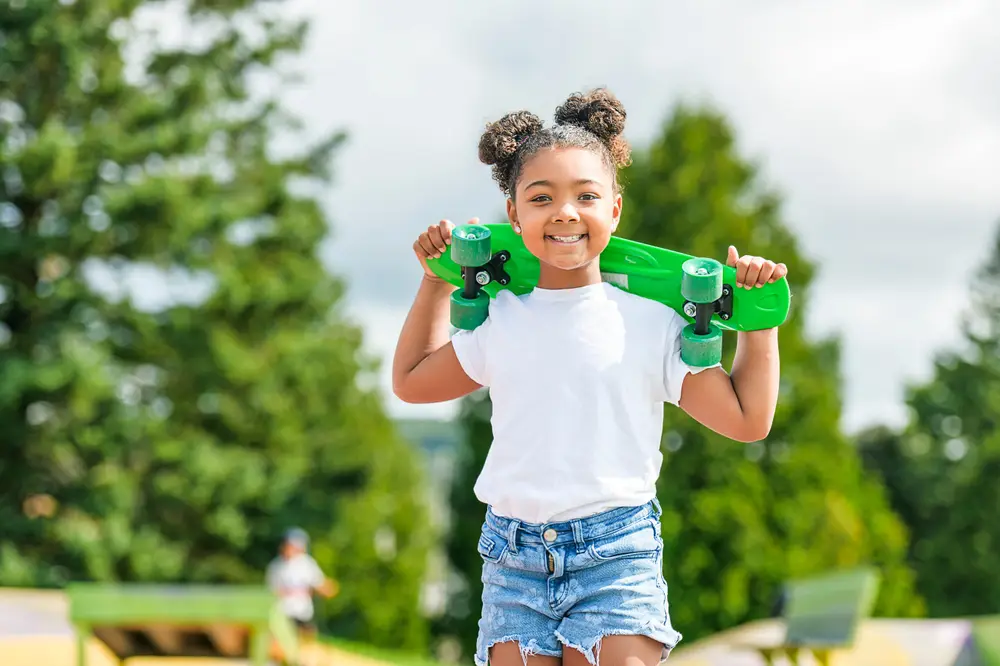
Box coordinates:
[451,290,490,330]
[451,224,492,267]
[681,257,723,304]
[680,323,723,367]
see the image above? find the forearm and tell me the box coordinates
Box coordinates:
[392,276,456,390]
[729,327,780,437]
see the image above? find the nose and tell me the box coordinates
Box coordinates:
[553,201,579,223]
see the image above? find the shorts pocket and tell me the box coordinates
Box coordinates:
[477,532,509,564]
[588,520,661,562]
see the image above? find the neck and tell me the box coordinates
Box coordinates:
[536,259,603,289]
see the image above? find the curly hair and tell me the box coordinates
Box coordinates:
[477,88,632,198]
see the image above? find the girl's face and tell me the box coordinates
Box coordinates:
[506,147,622,289]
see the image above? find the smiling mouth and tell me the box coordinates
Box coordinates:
[545,234,588,244]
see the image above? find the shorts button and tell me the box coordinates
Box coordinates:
[543,529,557,543]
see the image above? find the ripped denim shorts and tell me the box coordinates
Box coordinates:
[474,499,682,666]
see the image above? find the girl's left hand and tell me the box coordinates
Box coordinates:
[726,246,788,289]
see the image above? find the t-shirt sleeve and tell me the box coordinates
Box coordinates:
[661,308,721,406]
[450,308,494,387]
[306,556,325,587]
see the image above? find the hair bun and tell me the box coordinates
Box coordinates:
[554,88,626,142]
[478,111,544,166]
[554,88,630,168]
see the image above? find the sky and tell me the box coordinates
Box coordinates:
[189,0,1000,432]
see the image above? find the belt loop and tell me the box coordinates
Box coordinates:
[506,520,520,554]
[651,496,662,518]
[571,520,585,554]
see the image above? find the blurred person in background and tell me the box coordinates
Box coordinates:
[267,528,338,665]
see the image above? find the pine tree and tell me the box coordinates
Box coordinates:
[0,0,432,650]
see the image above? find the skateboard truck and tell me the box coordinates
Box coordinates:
[460,250,511,293]
[683,284,733,333]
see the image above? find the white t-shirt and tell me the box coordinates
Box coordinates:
[451,282,715,524]
[266,553,325,621]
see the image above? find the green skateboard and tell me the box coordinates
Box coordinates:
[425,223,791,367]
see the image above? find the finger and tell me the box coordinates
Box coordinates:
[417,235,439,259]
[726,245,739,268]
[417,231,437,257]
[439,219,455,244]
[413,239,431,264]
[770,263,788,282]
[755,261,776,286]
[743,257,765,289]
[734,256,750,287]
[427,226,447,255]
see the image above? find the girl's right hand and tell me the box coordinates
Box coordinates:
[414,218,469,278]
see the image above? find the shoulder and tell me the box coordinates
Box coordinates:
[284,554,320,575]
[469,288,530,327]
[491,288,527,313]
[303,555,324,576]
[603,284,686,333]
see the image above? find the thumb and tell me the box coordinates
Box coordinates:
[726,245,739,267]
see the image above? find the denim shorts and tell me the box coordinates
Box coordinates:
[474,499,682,665]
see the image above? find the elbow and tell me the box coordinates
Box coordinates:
[392,375,417,404]
[392,374,429,404]
[738,420,773,443]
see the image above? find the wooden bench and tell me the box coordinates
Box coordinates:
[67,583,299,666]
[751,566,881,665]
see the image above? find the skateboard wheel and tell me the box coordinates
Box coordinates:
[450,290,490,330]
[681,257,723,304]
[451,224,492,267]
[680,323,723,367]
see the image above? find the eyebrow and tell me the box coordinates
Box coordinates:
[524,179,602,190]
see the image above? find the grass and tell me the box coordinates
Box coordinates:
[322,636,452,666]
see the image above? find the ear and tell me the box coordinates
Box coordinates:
[506,198,520,232]
[610,192,623,232]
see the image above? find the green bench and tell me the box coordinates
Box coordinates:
[752,566,881,666]
[67,583,299,666]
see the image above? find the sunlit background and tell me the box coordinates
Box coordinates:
[2,1,999,665]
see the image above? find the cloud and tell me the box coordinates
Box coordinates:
[277,0,1000,431]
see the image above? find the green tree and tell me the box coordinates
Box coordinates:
[0,0,431,650]
[859,223,1000,618]
[433,394,492,660]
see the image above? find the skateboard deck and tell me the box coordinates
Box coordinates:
[426,223,791,333]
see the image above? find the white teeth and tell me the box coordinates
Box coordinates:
[548,234,583,243]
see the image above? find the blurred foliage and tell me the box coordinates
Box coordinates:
[0,0,432,651]
[439,104,924,658]
[432,392,493,660]
[858,223,1000,619]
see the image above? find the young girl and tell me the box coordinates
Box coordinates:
[392,89,786,666]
